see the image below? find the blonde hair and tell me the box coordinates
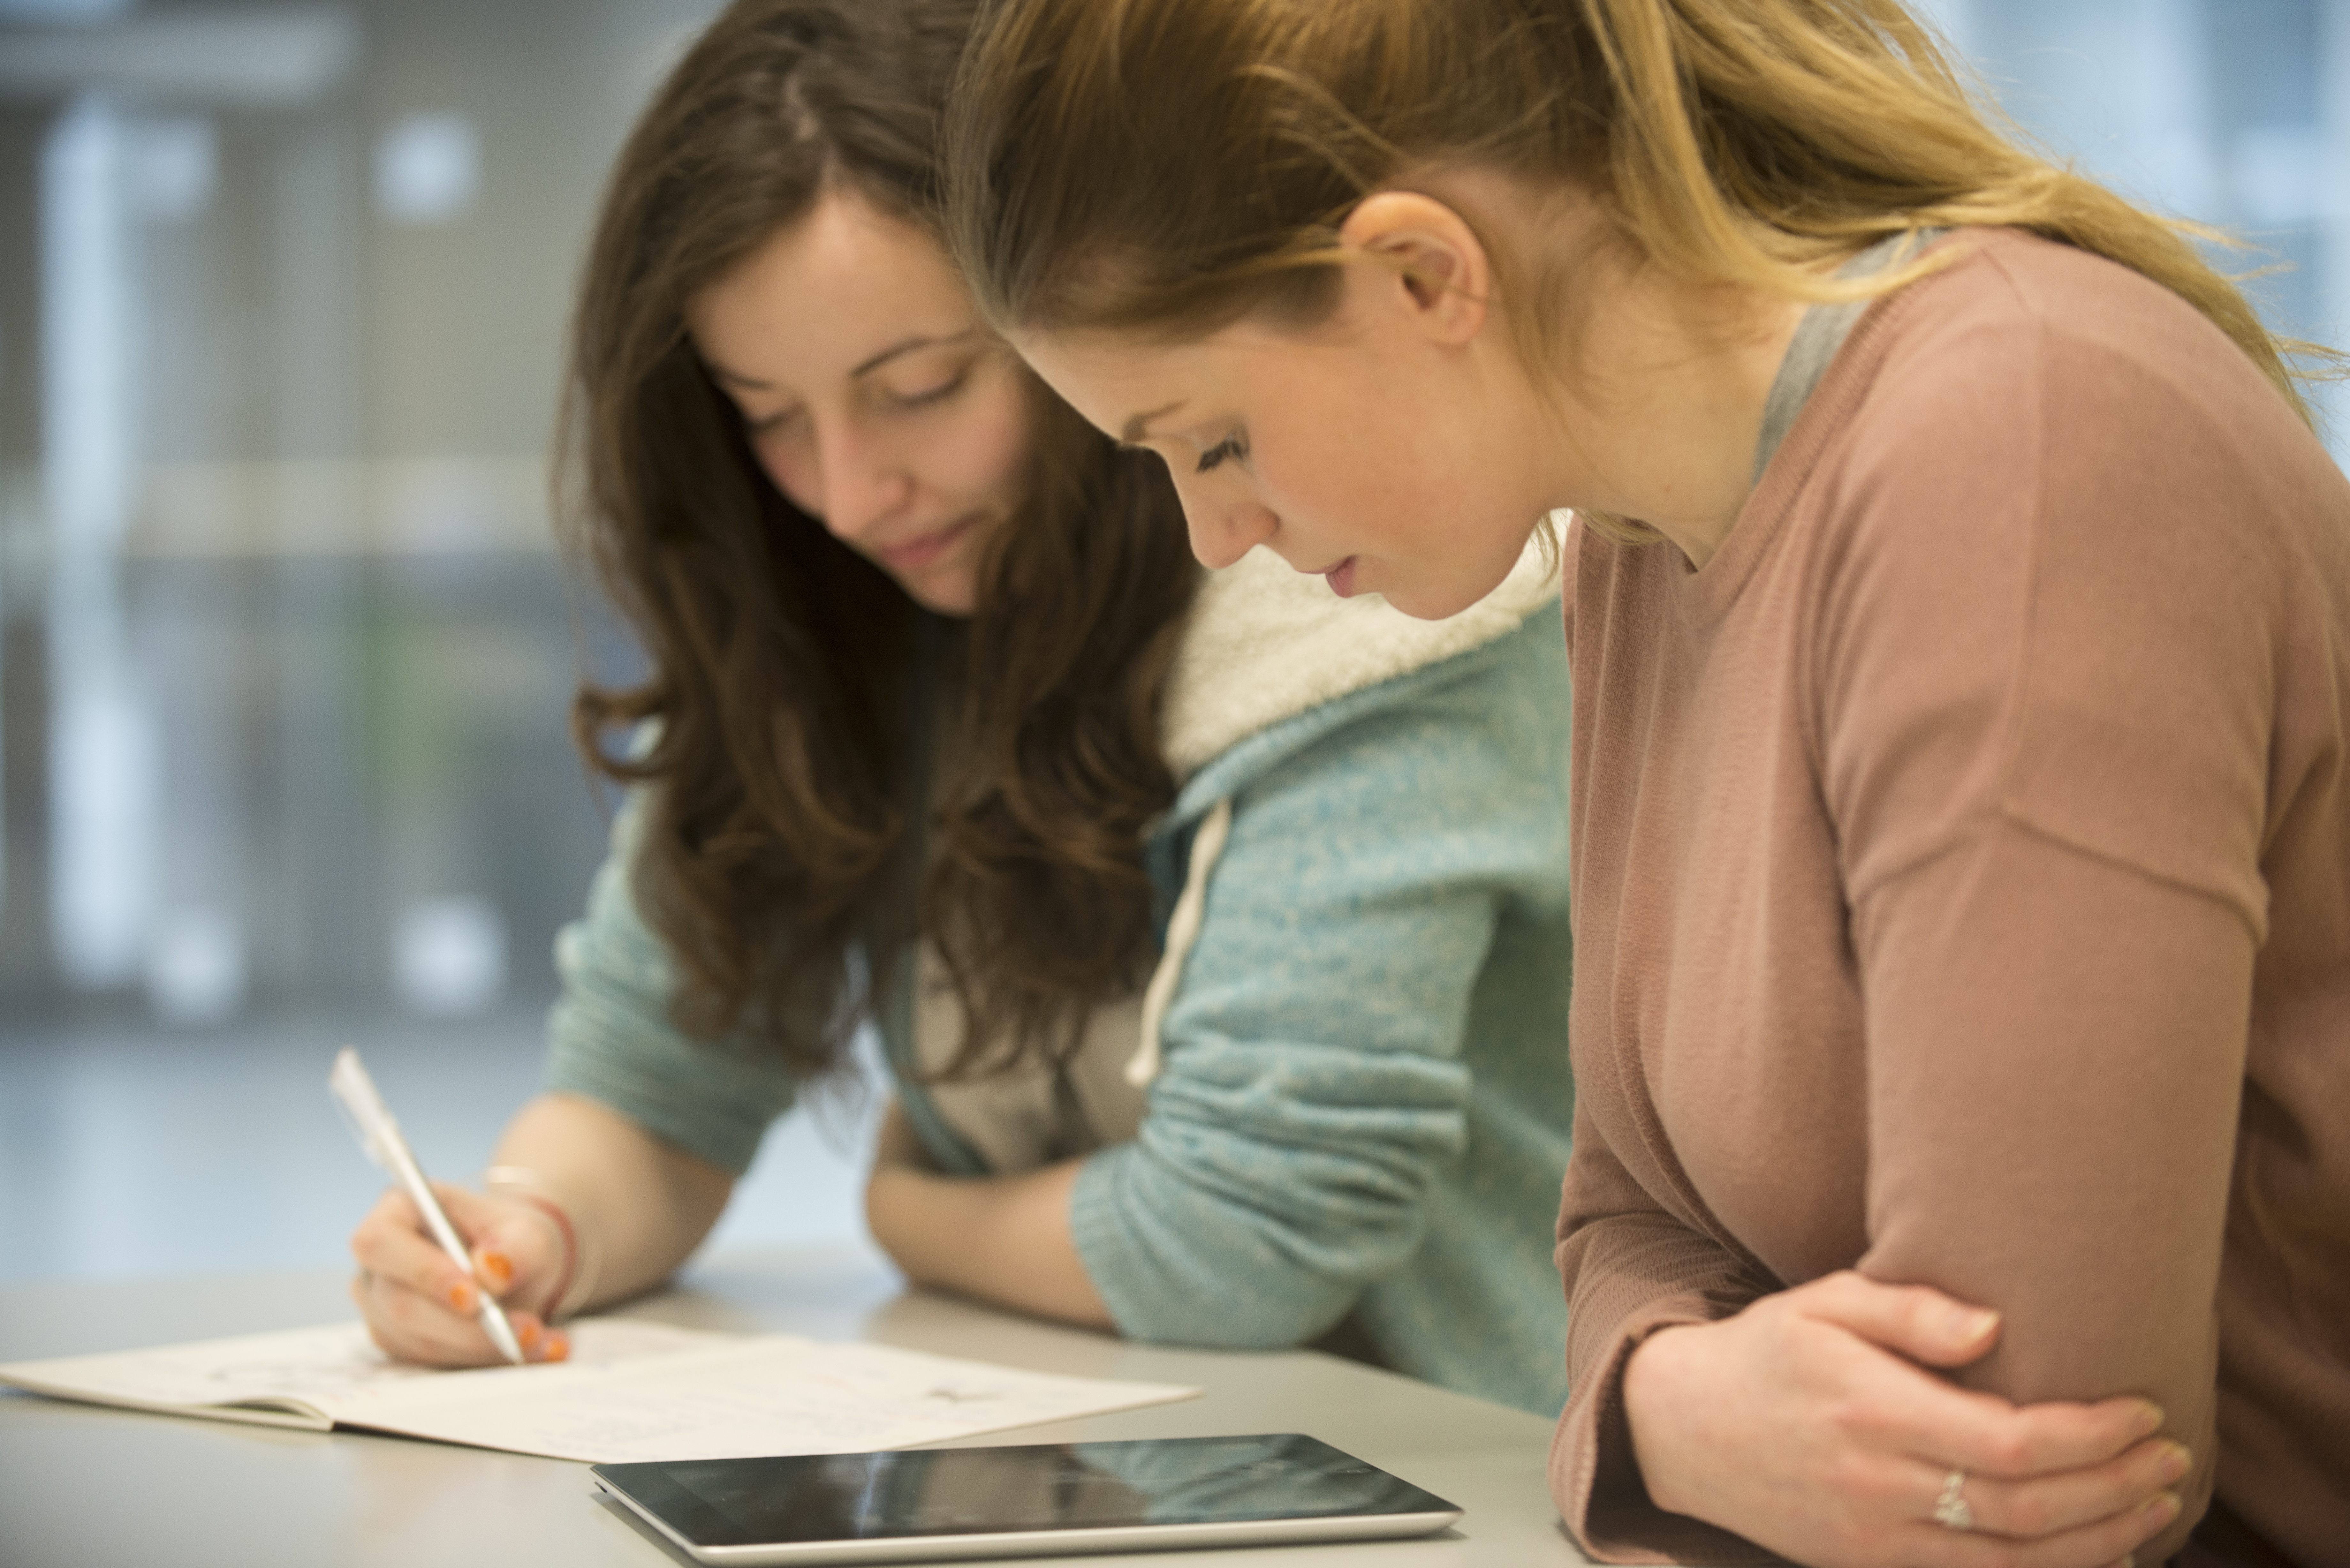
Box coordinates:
[947,0,2317,422]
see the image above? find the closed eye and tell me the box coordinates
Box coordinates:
[1196,432,1247,473]
[890,372,968,411]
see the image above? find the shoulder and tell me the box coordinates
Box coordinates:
[1783,229,2347,655]
[1846,230,2317,497]
[1793,236,2350,919]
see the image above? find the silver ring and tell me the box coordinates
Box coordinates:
[1933,1468,1975,1531]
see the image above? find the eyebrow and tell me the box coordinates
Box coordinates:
[852,328,977,379]
[1119,401,1188,445]
[706,329,980,392]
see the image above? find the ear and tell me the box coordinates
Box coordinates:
[1337,191,1491,346]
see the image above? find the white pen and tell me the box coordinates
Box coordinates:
[328,1046,527,1366]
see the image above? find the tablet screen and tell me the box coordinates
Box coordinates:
[594,1434,1453,1548]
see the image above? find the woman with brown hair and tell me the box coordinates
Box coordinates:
[344,0,1581,1416]
[946,0,2350,1563]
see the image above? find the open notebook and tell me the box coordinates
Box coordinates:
[0,1317,1197,1464]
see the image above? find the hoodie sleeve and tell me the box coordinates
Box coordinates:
[1066,618,1572,1346]
[542,792,800,1175]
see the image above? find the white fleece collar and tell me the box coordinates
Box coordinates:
[1159,532,1563,779]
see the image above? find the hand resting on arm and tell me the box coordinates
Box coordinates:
[349,1091,732,1366]
[1622,1272,2188,1568]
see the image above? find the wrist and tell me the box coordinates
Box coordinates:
[1621,1323,1700,1515]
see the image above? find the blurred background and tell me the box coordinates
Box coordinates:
[0,0,2345,1285]
[0,0,883,1287]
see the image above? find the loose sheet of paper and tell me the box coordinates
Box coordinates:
[0,1320,1197,1463]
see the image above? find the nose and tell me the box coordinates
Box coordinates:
[1177,487,1277,571]
[807,417,914,544]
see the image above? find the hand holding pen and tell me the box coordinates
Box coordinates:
[332,1048,572,1367]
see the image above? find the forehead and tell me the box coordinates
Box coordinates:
[1013,315,1367,443]
[1010,323,1271,437]
[691,193,969,372]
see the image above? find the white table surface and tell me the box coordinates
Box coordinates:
[0,1243,1612,1568]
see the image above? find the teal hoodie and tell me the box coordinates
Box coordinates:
[544,545,1575,1414]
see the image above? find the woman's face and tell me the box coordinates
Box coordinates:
[1011,257,1558,622]
[691,193,1033,616]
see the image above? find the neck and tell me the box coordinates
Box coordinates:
[1535,265,1806,573]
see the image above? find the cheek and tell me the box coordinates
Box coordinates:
[750,431,820,515]
[929,382,1033,502]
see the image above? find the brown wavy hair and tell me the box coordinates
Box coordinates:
[562,0,1198,1079]
[946,0,2326,516]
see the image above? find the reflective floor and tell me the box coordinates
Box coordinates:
[0,1009,883,1284]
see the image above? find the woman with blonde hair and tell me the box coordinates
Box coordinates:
[946,0,2350,1563]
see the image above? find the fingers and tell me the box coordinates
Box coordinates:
[351,1269,569,1368]
[434,1184,557,1306]
[1900,1470,2183,1568]
[1800,1270,2005,1368]
[1796,1273,2163,1476]
[1924,1437,2188,1540]
[347,1185,569,1367]
[1937,1393,2168,1481]
[351,1188,477,1314]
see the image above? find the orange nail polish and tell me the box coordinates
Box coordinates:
[446,1282,475,1314]
[517,1318,542,1350]
[543,1332,571,1363]
[480,1253,513,1290]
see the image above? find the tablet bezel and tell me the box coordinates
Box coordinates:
[589,1433,1464,1566]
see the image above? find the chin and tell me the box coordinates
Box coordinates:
[1380,582,1489,622]
[900,573,980,618]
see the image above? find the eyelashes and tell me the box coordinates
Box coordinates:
[742,371,972,437]
[1196,432,1247,473]
[891,372,968,410]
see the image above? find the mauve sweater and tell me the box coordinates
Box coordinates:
[1551,229,2350,1566]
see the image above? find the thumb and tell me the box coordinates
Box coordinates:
[438,1185,562,1301]
[433,1184,542,1266]
[1801,1270,2003,1369]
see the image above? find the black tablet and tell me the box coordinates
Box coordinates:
[590,1433,1463,1564]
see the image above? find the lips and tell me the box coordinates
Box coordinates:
[874,512,981,573]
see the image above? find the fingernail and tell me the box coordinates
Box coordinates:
[478,1252,513,1291]
[2135,1401,2167,1438]
[543,1332,571,1363]
[2147,1491,2182,1528]
[516,1318,542,1350]
[1947,1305,1999,1339]
[2158,1443,2192,1483]
[446,1281,476,1314]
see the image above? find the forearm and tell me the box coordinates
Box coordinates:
[865,1157,1113,1329]
[491,1091,734,1309]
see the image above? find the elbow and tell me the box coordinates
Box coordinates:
[1080,1194,1420,1349]
[1106,1266,1364,1351]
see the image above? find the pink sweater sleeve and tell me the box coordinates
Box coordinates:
[1552,1099,1783,1562]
